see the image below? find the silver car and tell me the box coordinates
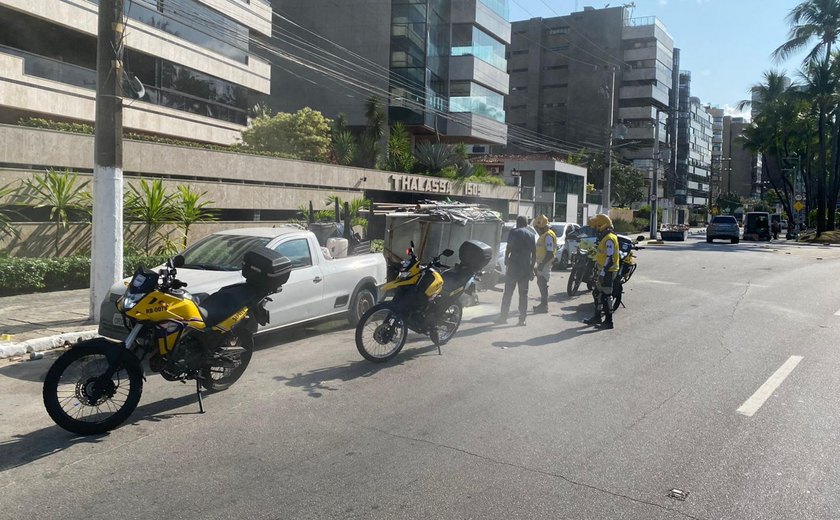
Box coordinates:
[707,215,740,244]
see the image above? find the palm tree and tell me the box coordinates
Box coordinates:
[413,141,458,175]
[174,186,216,248]
[126,179,177,254]
[355,96,385,169]
[0,182,23,240]
[773,0,840,234]
[24,169,90,256]
[331,130,357,166]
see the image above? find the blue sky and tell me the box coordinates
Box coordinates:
[510,0,807,120]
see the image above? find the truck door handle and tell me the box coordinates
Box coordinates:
[313,276,323,283]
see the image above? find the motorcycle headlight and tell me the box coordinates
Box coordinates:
[120,291,145,311]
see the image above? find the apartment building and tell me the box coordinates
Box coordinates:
[722,116,755,199]
[506,6,675,198]
[675,71,713,208]
[0,0,272,144]
[706,106,724,202]
[266,0,510,145]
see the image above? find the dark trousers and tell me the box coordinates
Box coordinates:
[500,273,529,320]
[536,274,549,306]
[593,273,615,323]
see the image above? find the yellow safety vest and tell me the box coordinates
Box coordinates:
[536,229,558,263]
[596,233,620,274]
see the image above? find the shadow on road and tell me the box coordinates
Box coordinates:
[492,326,599,349]
[0,393,201,473]
[273,343,440,398]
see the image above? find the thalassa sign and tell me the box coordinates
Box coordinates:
[390,175,482,196]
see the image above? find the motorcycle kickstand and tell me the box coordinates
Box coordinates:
[195,378,205,414]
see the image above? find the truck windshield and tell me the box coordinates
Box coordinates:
[181,235,271,271]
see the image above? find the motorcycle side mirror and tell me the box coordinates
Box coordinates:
[636,236,645,243]
[442,249,454,257]
[172,255,185,268]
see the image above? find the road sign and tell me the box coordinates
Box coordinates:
[794,201,805,212]
[649,194,656,202]
[795,194,803,201]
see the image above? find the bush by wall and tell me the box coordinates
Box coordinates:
[0,254,169,296]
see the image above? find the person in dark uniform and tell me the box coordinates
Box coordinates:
[495,215,536,326]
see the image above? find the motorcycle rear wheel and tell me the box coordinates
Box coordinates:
[355,303,408,363]
[201,330,254,392]
[430,303,463,346]
[43,344,143,435]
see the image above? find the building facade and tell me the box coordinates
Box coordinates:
[705,106,724,203]
[0,0,272,145]
[675,71,712,209]
[506,6,675,199]
[722,116,754,199]
[266,0,510,145]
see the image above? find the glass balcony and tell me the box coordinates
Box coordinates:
[479,0,509,20]
[1,44,96,89]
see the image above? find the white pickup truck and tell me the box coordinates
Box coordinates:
[98,226,387,339]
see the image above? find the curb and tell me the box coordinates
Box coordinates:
[0,329,99,360]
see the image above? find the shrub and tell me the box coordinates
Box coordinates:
[0,254,169,296]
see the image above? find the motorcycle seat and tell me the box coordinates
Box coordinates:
[441,267,474,295]
[198,283,259,328]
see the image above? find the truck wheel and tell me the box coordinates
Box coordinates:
[348,287,376,327]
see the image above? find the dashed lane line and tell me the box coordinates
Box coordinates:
[737,356,804,417]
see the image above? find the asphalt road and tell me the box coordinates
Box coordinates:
[2,237,840,520]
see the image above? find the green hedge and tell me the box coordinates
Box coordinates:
[0,255,169,296]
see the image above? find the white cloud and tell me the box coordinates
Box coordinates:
[723,104,751,121]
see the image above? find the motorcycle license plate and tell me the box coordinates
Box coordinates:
[112,313,123,326]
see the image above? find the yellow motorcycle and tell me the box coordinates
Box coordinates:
[355,240,491,363]
[42,249,291,435]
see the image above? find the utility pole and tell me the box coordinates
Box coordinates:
[603,66,616,214]
[649,108,660,240]
[90,0,125,320]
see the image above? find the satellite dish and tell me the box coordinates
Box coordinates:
[123,73,145,99]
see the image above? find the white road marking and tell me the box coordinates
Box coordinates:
[731,283,768,288]
[834,308,840,316]
[737,356,804,417]
[638,279,680,285]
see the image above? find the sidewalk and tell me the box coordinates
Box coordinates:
[0,289,98,360]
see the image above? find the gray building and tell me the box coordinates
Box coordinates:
[675,71,713,209]
[722,116,754,199]
[266,0,510,145]
[706,106,724,202]
[506,6,675,199]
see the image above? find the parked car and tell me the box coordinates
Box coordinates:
[549,222,580,270]
[99,227,387,340]
[707,215,740,244]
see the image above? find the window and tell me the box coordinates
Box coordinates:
[542,83,568,89]
[511,86,528,91]
[547,45,569,52]
[511,49,529,55]
[543,64,568,71]
[508,104,527,109]
[542,171,556,192]
[546,27,570,35]
[274,239,312,269]
[509,68,528,73]
[543,102,565,108]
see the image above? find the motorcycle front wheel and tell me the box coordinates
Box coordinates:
[43,343,143,435]
[567,261,584,296]
[201,330,254,392]
[355,303,408,363]
[430,302,463,346]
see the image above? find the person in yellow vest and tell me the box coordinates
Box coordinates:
[584,214,619,329]
[532,215,557,313]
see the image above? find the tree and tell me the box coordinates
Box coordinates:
[326,195,372,229]
[611,162,647,207]
[356,96,386,169]
[240,107,332,162]
[384,122,414,173]
[0,182,23,240]
[24,169,90,256]
[126,179,177,254]
[773,0,840,234]
[330,113,356,166]
[413,141,458,175]
[174,186,216,248]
